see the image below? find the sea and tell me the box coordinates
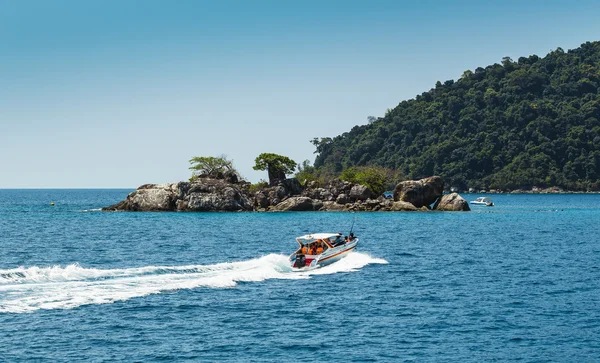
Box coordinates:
[0,189,599,362]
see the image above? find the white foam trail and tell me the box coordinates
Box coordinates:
[0,252,386,314]
[303,252,388,276]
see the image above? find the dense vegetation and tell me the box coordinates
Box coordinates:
[188,154,296,189]
[313,41,600,191]
[339,166,402,195]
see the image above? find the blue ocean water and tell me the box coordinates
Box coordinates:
[1,190,599,362]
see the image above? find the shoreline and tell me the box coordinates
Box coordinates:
[454,190,600,194]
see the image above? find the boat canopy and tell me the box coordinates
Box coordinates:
[296,233,343,245]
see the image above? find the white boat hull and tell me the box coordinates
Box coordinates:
[289,239,359,270]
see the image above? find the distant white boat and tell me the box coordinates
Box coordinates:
[470,197,494,206]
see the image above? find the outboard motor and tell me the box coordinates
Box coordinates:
[295,254,306,268]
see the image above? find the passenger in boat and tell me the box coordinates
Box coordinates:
[333,237,347,247]
[314,240,323,254]
[347,233,355,242]
[309,243,318,255]
[316,242,324,254]
[301,244,308,254]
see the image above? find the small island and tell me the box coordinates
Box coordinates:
[103,154,470,212]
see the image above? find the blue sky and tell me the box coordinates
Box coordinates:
[1,0,599,188]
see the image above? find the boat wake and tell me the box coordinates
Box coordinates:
[0,252,387,313]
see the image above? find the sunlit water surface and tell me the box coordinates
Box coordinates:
[0,190,599,361]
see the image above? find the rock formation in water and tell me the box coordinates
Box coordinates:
[103,175,468,212]
[103,178,253,212]
[432,192,471,211]
[393,176,445,208]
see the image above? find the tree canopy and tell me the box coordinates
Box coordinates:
[313,41,600,191]
[189,155,235,179]
[253,153,297,186]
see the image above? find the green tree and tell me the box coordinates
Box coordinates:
[295,159,318,186]
[311,41,600,191]
[189,155,235,179]
[253,153,297,186]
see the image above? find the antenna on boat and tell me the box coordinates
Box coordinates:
[349,216,357,235]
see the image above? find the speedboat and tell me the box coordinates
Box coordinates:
[470,196,494,206]
[289,233,359,270]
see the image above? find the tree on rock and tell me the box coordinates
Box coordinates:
[253,153,297,186]
[189,155,236,180]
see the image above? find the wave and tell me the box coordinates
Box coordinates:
[0,252,387,314]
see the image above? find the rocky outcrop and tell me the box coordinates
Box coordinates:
[102,183,181,211]
[270,197,323,211]
[320,201,347,211]
[393,176,444,208]
[349,185,372,201]
[103,175,469,212]
[184,179,252,211]
[433,193,470,211]
[318,198,419,212]
[302,179,375,202]
[388,200,419,211]
[254,178,303,210]
[103,178,253,212]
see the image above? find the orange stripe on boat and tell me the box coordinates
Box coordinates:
[319,245,356,262]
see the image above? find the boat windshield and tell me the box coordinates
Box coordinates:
[296,233,343,245]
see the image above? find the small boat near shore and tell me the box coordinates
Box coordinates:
[289,233,359,270]
[470,196,494,206]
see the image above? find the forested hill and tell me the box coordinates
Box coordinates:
[313,41,600,191]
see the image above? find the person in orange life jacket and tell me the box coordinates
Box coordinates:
[316,241,324,254]
[310,240,321,254]
[300,244,308,254]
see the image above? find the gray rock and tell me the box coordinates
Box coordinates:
[326,179,353,197]
[303,187,333,201]
[433,193,470,211]
[255,191,269,209]
[349,185,372,201]
[270,197,323,211]
[320,201,346,211]
[279,178,303,195]
[268,186,287,201]
[186,191,250,211]
[111,183,178,211]
[257,178,305,207]
[389,201,418,211]
[362,198,382,211]
[103,178,252,212]
[336,193,350,204]
[394,176,444,208]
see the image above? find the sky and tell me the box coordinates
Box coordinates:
[1,0,600,188]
